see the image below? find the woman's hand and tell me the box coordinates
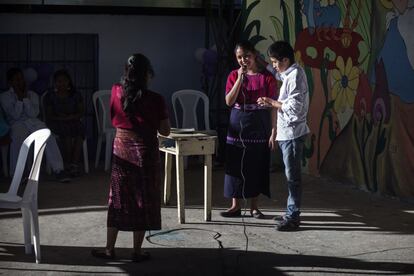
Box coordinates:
[268,132,276,151]
[237,66,246,80]
[16,90,27,101]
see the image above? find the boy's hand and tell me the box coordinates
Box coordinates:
[257,97,274,107]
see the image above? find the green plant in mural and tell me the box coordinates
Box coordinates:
[280,0,290,43]
[269,15,283,42]
[238,0,266,46]
[353,72,373,190]
[370,59,390,192]
[269,0,295,44]
[294,0,304,36]
[317,54,339,169]
[302,134,316,167]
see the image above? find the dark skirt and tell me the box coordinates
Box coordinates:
[107,128,161,231]
[224,107,271,198]
[49,119,84,138]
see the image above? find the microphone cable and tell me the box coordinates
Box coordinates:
[237,66,249,258]
[146,228,223,249]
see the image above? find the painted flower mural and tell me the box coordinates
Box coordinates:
[331,56,359,113]
[294,50,304,68]
[293,7,364,172]
[241,0,414,198]
[351,59,391,192]
[354,72,372,121]
[370,59,391,124]
[380,0,394,9]
[294,28,363,70]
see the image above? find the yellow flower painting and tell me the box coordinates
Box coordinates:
[331,56,359,113]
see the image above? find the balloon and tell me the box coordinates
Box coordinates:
[23,67,38,84]
[202,49,218,78]
[30,79,49,94]
[194,47,207,62]
[203,49,218,64]
[34,63,53,80]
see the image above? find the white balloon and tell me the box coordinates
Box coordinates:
[23,67,38,84]
[194,47,206,62]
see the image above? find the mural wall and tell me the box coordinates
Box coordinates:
[244,0,414,199]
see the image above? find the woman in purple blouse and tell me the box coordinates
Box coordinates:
[221,41,278,219]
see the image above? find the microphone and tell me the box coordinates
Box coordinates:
[241,64,247,81]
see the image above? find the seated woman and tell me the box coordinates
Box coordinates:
[0,107,10,177]
[45,69,85,177]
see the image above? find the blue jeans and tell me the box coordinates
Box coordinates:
[278,135,305,221]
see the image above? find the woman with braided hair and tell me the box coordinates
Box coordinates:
[92,53,170,262]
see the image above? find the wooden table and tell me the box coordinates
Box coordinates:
[158,131,217,224]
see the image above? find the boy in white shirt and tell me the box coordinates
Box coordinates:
[0,68,69,182]
[257,41,310,231]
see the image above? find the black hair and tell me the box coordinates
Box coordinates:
[7,67,23,83]
[234,40,256,54]
[121,53,154,116]
[53,69,75,95]
[267,41,295,65]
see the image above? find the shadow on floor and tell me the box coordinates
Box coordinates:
[0,243,413,275]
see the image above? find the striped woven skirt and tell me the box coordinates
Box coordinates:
[107,128,161,231]
[224,107,271,198]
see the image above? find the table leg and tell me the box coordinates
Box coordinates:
[176,154,185,224]
[163,153,172,205]
[204,154,212,221]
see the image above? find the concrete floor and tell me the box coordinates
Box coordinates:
[0,162,414,275]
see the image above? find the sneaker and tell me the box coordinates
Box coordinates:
[54,170,71,183]
[273,215,287,221]
[276,218,300,231]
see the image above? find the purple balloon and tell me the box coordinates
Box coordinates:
[202,49,218,78]
[33,63,53,80]
[203,49,218,65]
[30,79,49,94]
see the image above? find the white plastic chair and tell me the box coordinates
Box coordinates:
[172,89,210,130]
[0,128,51,264]
[40,91,89,174]
[172,90,215,168]
[93,90,116,171]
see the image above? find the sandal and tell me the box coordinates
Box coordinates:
[91,249,115,260]
[131,251,151,263]
[250,209,265,219]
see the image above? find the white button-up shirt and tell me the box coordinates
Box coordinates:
[0,88,40,125]
[267,63,310,141]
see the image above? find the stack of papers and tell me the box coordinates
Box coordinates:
[170,128,196,134]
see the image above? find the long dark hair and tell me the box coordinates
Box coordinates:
[121,53,154,116]
[234,40,256,53]
[53,69,75,95]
